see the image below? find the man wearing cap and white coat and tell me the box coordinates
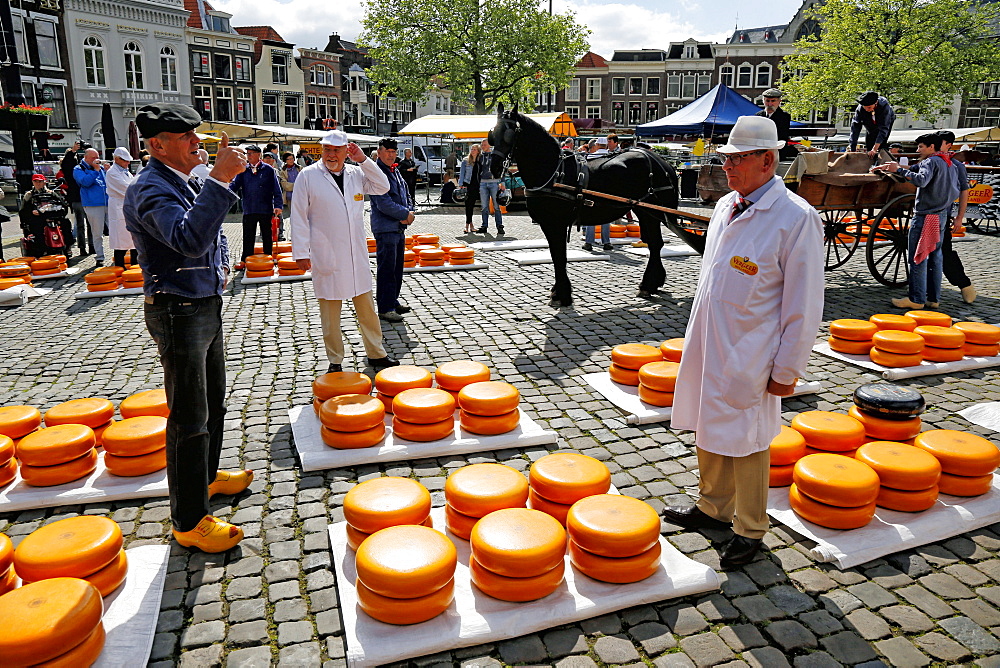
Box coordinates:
[106,147,136,268]
[664,115,824,568]
[290,129,400,374]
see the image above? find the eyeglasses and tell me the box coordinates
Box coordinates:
[722,150,767,166]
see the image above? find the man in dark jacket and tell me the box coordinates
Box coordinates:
[397,148,418,206]
[369,138,415,322]
[756,89,796,160]
[61,141,92,255]
[229,146,283,266]
[849,92,896,157]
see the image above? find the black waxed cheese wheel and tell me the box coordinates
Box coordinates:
[853,383,925,420]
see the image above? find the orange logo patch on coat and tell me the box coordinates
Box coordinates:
[730,256,759,275]
[354,193,364,201]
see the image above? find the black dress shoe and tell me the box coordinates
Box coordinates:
[496,227,505,235]
[719,534,763,568]
[395,304,412,314]
[661,505,732,531]
[367,356,400,370]
[327,363,342,373]
[476,227,488,234]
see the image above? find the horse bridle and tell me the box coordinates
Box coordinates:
[487,116,519,180]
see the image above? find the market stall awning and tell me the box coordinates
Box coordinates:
[636,84,805,137]
[399,112,577,138]
[195,120,382,145]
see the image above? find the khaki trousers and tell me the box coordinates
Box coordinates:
[695,447,770,539]
[317,292,386,365]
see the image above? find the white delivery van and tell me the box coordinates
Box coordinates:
[394,137,449,183]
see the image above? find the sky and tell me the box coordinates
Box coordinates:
[211,0,806,57]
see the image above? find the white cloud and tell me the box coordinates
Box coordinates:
[210,0,365,50]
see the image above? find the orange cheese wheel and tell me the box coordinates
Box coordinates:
[905,310,951,327]
[527,488,574,526]
[611,343,662,370]
[457,381,519,416]
[922,345,965,363]
[0,578,104,665]
[660,338,684,362]
[0,458,16,487]
[319,394,385,432]
[375,365,433,397]
[770,464,795,487]
[418,258,445,267]
[87,281,119,292]
[829,336,875,355]
[459,409,519,435]
[637,384,673,407]
[418,249,445,261]
[122,280,144,289]
[870,348,923,368]
[913,430,1000,476]
[847,406,922,441]
[17,424,97,466]
[854,441,941,490]
[0,565,17,595]
[313,373,374,402]
[312,397,322,415]
[876,485,939,512]
[119,389,169,419]
[445,463,529,517]
[14,515,123,581]
[392,388,456,424]
[569,538,661,584]
[343,477,432,534]
[789,484,876,529]
[964,341,1000,358]
[20,449,99,487]
[830,319,879,341]
[247,253,272,262]
[0,434,12,465]
[938,471,994,496]
[82,549,128,597]
[277,268,307,276]
[441,244,465,254]
[376,392,394,414]
[448,257,475,265]
[121,267,142,281]
[873,330,924,355]
[870,314,917,331]
[84,271,116,284]
[448,247,475,260]
[566,494,660,558]
[276,259,300,270]
[444,503,479,540]
[470,554,564,601]
[790,411,866,451]
[770,425,807,465]
[356,577,454,625]
[415,234,440,245]
[914,325,964,349]
[0,277,27,290]
[792,453,880,507]
[320,423,386,449]
[32,267,62,276]
[33,623,106,668]
[805,446,858,458]
[104,447,167,477]
[637,361,679,392]
[530,452,611,504]
[0,264,30,277]
[101,416,166,456]
[44,398,115,428]
[355,524,457,598]
[0,532,12,574]
[609,363,640,386]
[91,420,114,448]
[470,508,566,578]
[411,245,436,253]
[347,515,432,552]
[953,322,1000,345]
[245,269,273,278]
[30,259,59,271]
[392,416,453,442]
[0,405,42,439]
[434,360,490,391]
[402,250,416,262]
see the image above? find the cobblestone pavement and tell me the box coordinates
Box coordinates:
[2,202,1000,668]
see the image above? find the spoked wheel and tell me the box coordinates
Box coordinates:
[968,217,1000,235]
[866,194,914,287]
[821,208,862,270]
[664,215,707,255]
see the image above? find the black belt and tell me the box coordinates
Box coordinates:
[144,293,216,305]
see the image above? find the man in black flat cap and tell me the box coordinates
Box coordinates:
[756,88,796,160]
[849,91,896,158]
[124,103,254,554]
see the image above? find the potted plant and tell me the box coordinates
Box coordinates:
[0,104,52,132]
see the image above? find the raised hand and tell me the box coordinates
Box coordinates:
[346,142,366,163]
[209,132,247,183]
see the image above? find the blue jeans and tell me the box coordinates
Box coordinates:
[374,231,405,314]
[144,295,227,532]
[908,213,944,304]
[479,180,503,229]
[585,224,611,245]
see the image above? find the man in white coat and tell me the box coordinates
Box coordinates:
[106,147,136,268]
[291,130,400,373]
[665,116,824,568]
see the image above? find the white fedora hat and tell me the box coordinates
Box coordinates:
[319,129,348,146]
[718,115,785,154]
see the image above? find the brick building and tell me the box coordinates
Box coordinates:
[297,47,341,130]
[185,0,256,123]
[234,26,304,127]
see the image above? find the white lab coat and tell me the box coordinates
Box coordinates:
[105,164,134,250]
[290,159,389,300]
[672,176,824,456]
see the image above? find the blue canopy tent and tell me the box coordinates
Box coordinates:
[636,84,804,137]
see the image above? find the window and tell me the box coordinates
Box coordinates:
[566,78,580,101]
[11,14,28,64]
[629,78,643,95]
[263,94,279,123]
[666,75,680,98]
[719,64,734,87]
[684,44,698,59]
[215,87,233,122]
[272,53,288,84]
[311,66,325,85]
[586,106,601,119]
[611,78,625,95]
[737,64,752,88]
[237,88,252,121]
[612,101,624,125]
[41,85,68,128]
[647,78,660,95]
[192,51,210,77]
[975,82,987,98]
[194,84,212,118]
[586,78,601,101]
[698,75,711,96]
[989,83,1000,99]
[329,97,337,122]
[814,106,831,123]
[234,56,251,81]
[755,64,771,88]
[84,36,106,87]
[628,102,641,125]
[565,105,579,118]
[209,15,231,32]
[284,95,299,124]
[35,19,60,67]
[964,107,982,126]
[682,75,696,98]
[318,95,328,120]
[214,54,232,80]
[124,42,144,90]
[985,108,1000,127]
[160,46,178,92]
[307,95,317,118]
[646,102,658,123]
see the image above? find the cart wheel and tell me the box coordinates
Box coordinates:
[664,215,707,255]
[822,209,861,270]
[968,217,1000,235]
[865,194,914,287]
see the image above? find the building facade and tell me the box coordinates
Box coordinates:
[234,26,304,127]
[185,0,256,124]
[298,47,341,130]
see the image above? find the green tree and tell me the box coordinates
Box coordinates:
[360,0,590,113]
[781,0,1000,120]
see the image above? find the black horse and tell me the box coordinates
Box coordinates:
[488,103,704,307]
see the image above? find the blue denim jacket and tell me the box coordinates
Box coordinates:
[229,162,283,214]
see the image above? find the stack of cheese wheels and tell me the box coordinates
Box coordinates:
[0,533,16,594]
[119,388,169,419]
[848,405,922,444]
[610,343,662,386]
[0,276,29,290]
[375,365,433,414]
[402,250,417,268]
[17,425,98,486]
[0,262,32,287]
[870,313,918,332]
[854,383,925,421]
[45,397,116,448]
[828,319,878,355]
[769,426,807,487]
[273,241,292,255]
[29,257,64,276]
[0,578,106,666]
[855,442,941,511]
[905,310,951,328]
[528,452,611,525]
[469,508,566,601]
[121,267,144,289]
[14,516,127,597]
[343,476,432,551]
[319,394,386,449]
[870,329,924,368]
[355,524,456,624]
[312,372,372,415]
[915,325,965,363]
[404,235,415,249]
[913,430,1000,496]
[790,453,880,529]
[567,494,662,583]
[609,223,627,238]
[440,244,465,262]
[417,248,445,267]
[411,244,437,255]
[245,254,274,278]
[626,223,641,237]
[457,381,520,435]
[85,268,119,292]
[0,404,42,453]
[277,258,305,276]
[392,388,456,442]
[444,463,529,540]
[637,361,678,407]
[434,360,490,401]
[954,322,1000,357]
[101,416,167,476]
[0,435,15,487]
[447,247,475,265]
[367,237,377,254]
[414,233,440,246]
[790,410,866,458]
